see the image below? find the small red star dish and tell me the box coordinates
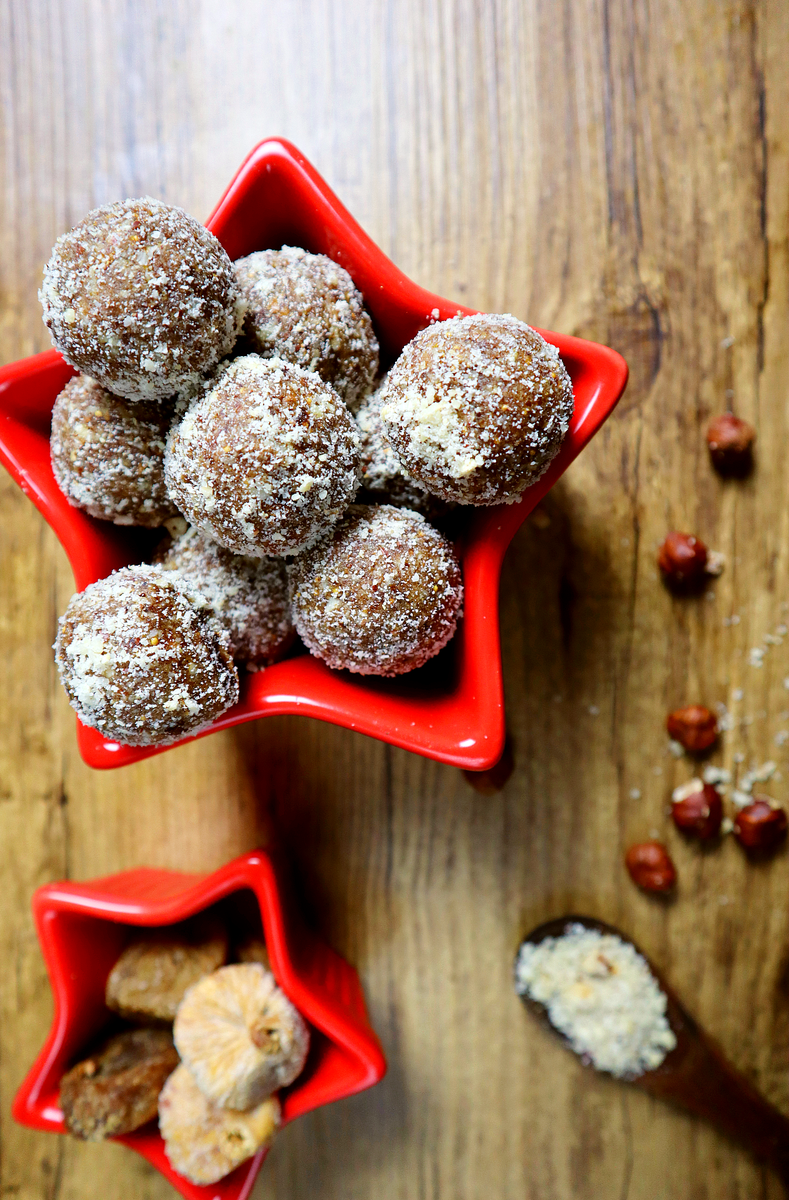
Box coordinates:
[12,849,386,1200]
[0,138,627,772]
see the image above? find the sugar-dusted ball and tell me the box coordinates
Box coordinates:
[379,314,574,505]
[234,246,378,411]
[355,381,454,521]
[50,374,179,527]
[154,526,294,667]
[164,355,360,557]
[54,566,238,746]
[288,504,463,676]
[41,198,244,400]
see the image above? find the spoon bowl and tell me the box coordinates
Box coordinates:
[517,915,789,1185]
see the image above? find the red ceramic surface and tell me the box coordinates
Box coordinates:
[0,138,628,772]
[12,849,386,1200]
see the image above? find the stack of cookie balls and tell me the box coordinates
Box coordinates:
[46,197,574,747]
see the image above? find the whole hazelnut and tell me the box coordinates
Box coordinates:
[671,780,723,840]
[658,532,709,590]
[666,705,718,753]
[706,413,755,476]
[733,796,788,853]
[625,841,677,893]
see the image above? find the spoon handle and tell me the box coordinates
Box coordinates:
[638,1017,789,1182]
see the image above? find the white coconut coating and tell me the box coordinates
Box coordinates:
[355,381,455,521]
[54,565,239,746]
[164,355,361,557]
[379,313,574,505]
[40,198,244,400]
[50,375,179,527]
[155,526,294,667]
[288,504,463,676]
[234,246,379,411]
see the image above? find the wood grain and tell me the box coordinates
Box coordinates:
[2,1,789,1196]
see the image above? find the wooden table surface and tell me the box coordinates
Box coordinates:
[2,2,788,1196]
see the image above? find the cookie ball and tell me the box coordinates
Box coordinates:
[50,374,179,527]
[54,565,239,746]
[40,198,244,400]
[164,355,360,557]
[355,381,455,521]
[288,504,463,676]
[155,526,294,667]
[234,246,378,411]
[379,314,574,505]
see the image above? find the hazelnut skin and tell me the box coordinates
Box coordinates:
[706,413,755,477]
[625,842,677,893]
[658,532,709,590]
[666,705,718,753]
[733,797,788,853]
[671,783,723,840]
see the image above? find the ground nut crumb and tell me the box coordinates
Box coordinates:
[514,924,676,1078]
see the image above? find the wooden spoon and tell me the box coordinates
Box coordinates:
[517,915,789,1184]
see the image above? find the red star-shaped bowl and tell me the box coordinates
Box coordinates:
[0,138,627,772]
[12,848,386,1200]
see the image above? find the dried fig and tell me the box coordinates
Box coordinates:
[106,913,228,1023]
[159,1063,280,1184]
[60,1028,178,1140]
[174,962,309,1110]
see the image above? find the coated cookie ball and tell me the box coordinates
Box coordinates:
[164,355,360,557]
[288,504,463,676]
[379,313,574,505]
[50,374,179,527]
[40,198,244,400]
[54,565,239,746]
[234,246,378,411]
[155,526,294,666]
[355,381,455,521]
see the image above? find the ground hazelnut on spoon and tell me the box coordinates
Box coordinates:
[658,532,709,590]
[666,705,718,753]
[706,413,755,476]
[625,842,677,893]
[671,779,723,840]
[733,797,788,853]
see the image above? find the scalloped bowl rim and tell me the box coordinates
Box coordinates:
[11,848,387,1200]
[0,138,628,772]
